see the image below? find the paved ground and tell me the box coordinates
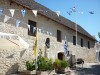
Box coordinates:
[73,63,100,75]
[10,63,100,75]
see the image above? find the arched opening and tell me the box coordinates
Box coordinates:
[45,38,50,48]
[58,52,64,60]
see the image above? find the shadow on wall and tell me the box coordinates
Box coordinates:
[20,49,26,58]
[5,63,19,75]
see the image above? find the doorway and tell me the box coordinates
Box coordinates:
[58,52,64,60]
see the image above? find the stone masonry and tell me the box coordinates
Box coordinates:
[0,0,96,75]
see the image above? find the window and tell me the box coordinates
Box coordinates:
[88,41,90,49]
[28,20,36,36]
[81,38,83,47]
[73,36,76,45]
[45,38,50,48]
[57,30,62,42]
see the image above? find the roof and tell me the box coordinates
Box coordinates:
[11,0,96,41]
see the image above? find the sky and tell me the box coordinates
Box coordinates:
[35,0,100,41]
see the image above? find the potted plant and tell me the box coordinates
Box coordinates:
[20,60,35,75]
[26,61,35,71]
[36,49,54,72]
[53,59,69,74]
[37,56,54,74]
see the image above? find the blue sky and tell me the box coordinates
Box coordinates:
[36,0,100,41]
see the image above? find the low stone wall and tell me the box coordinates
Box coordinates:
[0,48,32,75]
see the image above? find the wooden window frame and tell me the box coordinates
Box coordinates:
[88,41,90,49]
[57,30,62,42]
[73,36,76,45]
[28,20,37,36]
[81,38,83,47]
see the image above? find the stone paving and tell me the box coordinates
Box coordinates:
[9,63,100,75]
[73,63,100,75]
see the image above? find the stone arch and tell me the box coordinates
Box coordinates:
[57,52,64,60]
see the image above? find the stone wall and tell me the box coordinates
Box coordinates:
[0,22,35,75]
[0,0,96,75]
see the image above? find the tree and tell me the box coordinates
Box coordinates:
[98,32,100,38]
[98,32,100,43]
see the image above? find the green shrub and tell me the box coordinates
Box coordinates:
[53,59,69,69]
[38,57,47,71]
[37,56,54,71]
[47,58,54,70]
[61,60,70,68]
[26,60,35,71]
[53,59,61,69]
